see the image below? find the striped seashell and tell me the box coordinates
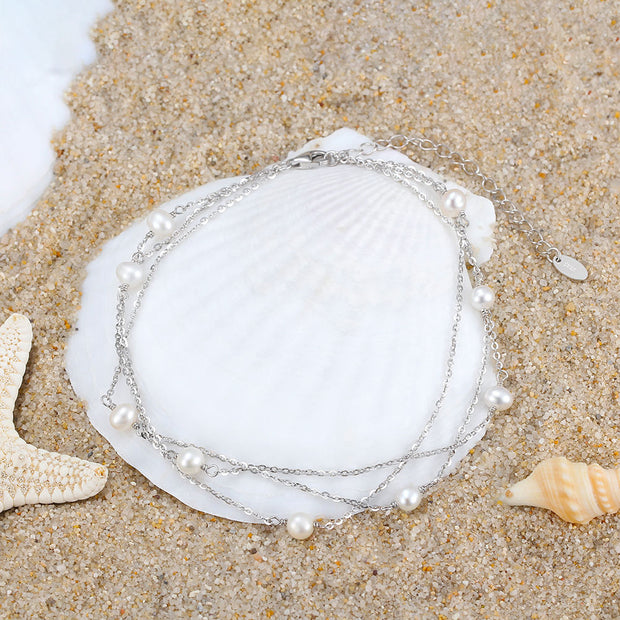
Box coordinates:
[501,456,620,525]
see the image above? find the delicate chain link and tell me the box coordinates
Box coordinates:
[362,135,562,261]
[101,136,526,528]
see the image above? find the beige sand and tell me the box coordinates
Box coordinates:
[0,1,618,617]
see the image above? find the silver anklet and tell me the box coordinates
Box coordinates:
[102,135,587,539]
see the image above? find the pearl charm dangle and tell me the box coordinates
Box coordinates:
[440,188,467,218]
[146,208,175,237]
[109,403,138,430]
[471,285,495,310]
[484,385,514,411]
[116,261,144,288]
[286,512,315,540]
[176,447,205,475]
[396,486,422,512]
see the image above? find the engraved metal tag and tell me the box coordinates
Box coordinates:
[553,254,588,281]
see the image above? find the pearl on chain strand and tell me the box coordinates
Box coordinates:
[147,208,175,237]
[286,513,315,540]
[471,285,495,310]
[109,403,138,431]
[115,261,144,288]
[176,447,205,475]
[483,386,514,411]
[440,188,467,218]
[396,486,422,512]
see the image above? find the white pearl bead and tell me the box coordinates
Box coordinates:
[471,285,495,310]
[484,386,514,411]
[396,486,422,512]
[440,188,467,218]
[109,403,138,431]
[176,447,205,475]
[146,209,175,237]
[116,262,144,288]
[286,512,314,540]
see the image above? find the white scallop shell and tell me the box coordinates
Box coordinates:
[65,129,497,523]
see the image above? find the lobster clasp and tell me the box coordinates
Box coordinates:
[288,150,328,169]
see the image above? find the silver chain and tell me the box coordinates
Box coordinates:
[366,135,563,260]
[102,135,581,529]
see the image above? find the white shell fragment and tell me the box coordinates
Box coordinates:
[0,314,108,513]
[66,129,497,523]
[0,1,113,235]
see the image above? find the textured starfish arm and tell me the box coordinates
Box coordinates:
[0,314,31,439]
[0,313,108,513]
[0,439,108,511]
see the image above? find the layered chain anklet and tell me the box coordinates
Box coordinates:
[102,135,587,539]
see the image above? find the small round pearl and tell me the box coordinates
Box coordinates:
[471,285,495,310]
[109,403,138,431]
[440,188,467,218]
[484,386,514,411]
[396,486,422,512]
[286,513,314,540]
[116,262,144,288]
[176,447,205,476]
[146,209,175,237]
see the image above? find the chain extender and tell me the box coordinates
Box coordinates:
[292,135,588,281]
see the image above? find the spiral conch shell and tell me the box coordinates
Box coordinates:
[501,456,620,524]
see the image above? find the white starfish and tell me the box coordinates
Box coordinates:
[0,313,107,512]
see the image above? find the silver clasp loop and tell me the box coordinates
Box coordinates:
[289,150,328,169]
[204,464,220,477]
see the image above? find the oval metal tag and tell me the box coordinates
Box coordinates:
[553,254,588,281]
